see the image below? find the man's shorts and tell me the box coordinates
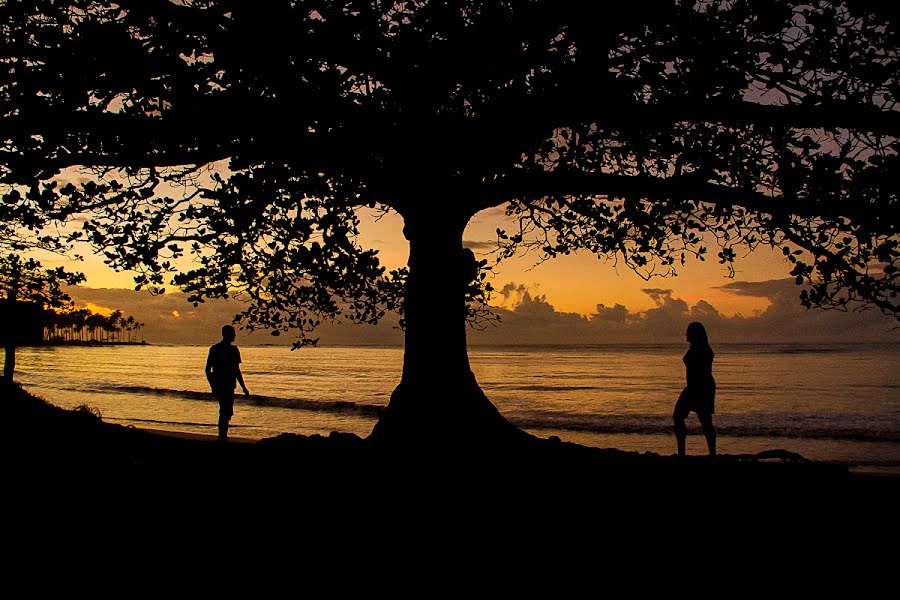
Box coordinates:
[214,387,235,420]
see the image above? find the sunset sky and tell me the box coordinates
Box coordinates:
[27,24,894,351]
[47,203,897,347]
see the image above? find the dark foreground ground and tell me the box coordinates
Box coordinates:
[3,379,897,562]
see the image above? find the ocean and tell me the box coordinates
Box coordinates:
[11,342,900,473]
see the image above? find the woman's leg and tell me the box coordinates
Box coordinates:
[697,410,716,456]
[673,390,690,456]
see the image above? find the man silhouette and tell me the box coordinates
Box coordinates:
[206,325,249,442]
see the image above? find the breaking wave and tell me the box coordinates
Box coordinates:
[90,384,385,417]
[86,384,899,443]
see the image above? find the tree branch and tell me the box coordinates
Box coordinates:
[479,171,890,225]
[486,91,900,144]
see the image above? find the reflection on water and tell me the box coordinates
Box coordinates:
[9,343,900,469]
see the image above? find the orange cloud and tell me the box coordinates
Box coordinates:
[83,302,115,316]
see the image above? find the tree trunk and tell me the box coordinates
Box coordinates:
[369,213,527,449]
[3,338,14,381]
[3,275,18,382]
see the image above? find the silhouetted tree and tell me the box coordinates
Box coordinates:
[0,254,84,380]
[1,1,896,444]
[43,306,142,344]
[123,315,136,343]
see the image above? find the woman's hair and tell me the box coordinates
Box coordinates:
[686,321,709,345]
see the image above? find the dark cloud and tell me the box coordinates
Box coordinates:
[64,286,253,345]
[718,278,795,297]
[64,277,897,347]
[472,280,896,345]
[642,288,676,305]
[712,278,896,342]
[592,303,630,323]
[471,205,509,219]
[462,240,498,251]
[63,286,403,346]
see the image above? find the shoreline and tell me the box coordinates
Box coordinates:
[2,377,897,523]
[5,372,894,546]
[140,426,256,444]
[5,380,894,480]
[138,424,900,479]
[135,422,900,471]
[16,369,899,476]
[4,376,900,548]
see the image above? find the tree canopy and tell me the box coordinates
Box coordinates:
[1,0,897,441]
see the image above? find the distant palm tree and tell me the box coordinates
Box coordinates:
[86,313,104,342]
[123,315,136,342]
[42,305,143,345]
[107,310,123,342]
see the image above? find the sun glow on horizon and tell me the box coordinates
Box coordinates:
[82,302,115,316]
[33,200,796,324]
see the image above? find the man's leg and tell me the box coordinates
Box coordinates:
[218,390,234,442]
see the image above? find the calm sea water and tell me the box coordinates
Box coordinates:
[10,343,900,472]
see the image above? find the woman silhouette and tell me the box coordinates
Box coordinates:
[673,321,717,456]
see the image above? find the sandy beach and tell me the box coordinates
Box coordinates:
[5,379,896,499]
[4,378,900,575]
